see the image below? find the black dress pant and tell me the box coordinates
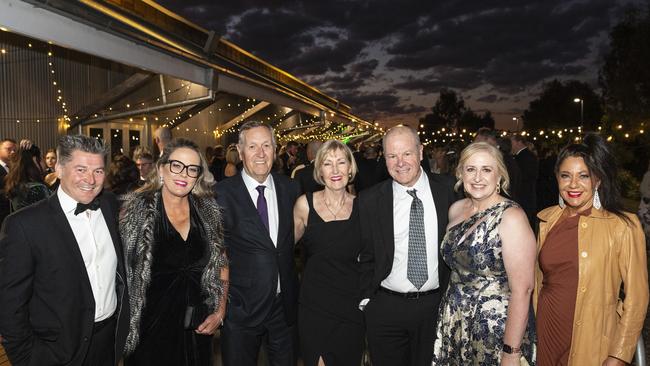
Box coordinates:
[83,316,116,366]
[221,294,296,366]
[364,289,441,366]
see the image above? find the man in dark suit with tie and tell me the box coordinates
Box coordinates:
[0,135,129,366]
[216,121,300,366]
[359,125,455,366]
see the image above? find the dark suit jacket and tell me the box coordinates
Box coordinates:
[0,192,129,366]
[514,147,539,215]
[0,165,10,225]
[216,172,300,327]
[358,172,456,299]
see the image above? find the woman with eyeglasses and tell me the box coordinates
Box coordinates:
[120,138,229,365]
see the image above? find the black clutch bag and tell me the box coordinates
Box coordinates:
[184,304,208,330]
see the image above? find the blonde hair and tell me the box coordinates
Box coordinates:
[454,142,509,194]
[313,140,358,186]
[139,138,214,198]
[225,147,240,165]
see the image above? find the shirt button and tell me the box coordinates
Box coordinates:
[576,320,582,326]
[83,336,89,342]
[581,251,588,258]
[581,222,588,228]
[580,287,587,292]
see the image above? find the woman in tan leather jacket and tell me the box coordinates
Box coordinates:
[534,133,648,366]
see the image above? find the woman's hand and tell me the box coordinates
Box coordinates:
[195,306,225,335]
[500,352,522,366]
[602,357,626,366]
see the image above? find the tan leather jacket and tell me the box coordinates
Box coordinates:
[533,205,648,365]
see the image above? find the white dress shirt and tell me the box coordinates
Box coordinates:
[0,160,8,173]
[381,168,439,292]
[241,170,281,293]
[57,187,117,321]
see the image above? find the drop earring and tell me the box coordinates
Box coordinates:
[593,188,602,210]
[558,194,566,209]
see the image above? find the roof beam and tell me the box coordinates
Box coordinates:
[219,101,270,131]
[0,0,214,87]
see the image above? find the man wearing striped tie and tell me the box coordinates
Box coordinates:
[358,125,456,366]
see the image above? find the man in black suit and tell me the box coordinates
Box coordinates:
[216,121,300,366]
[359,125,455,366]
[0,135,129,366]
[510,134,538,225]
[0,138,16,225]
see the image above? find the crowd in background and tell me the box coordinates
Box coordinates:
[0,122,648,366]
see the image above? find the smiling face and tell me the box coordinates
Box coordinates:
[159,147,200,198]
[384,129,423,187]
[557,156,599,213]
[461,151,501,201]
[319,148,351,190]
[238,126,275,183]
[56,150,105,204]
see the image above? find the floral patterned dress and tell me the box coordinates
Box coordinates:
[432,200,536,365]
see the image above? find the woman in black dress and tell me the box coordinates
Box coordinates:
[120,138,229,365]
[293,140,364,366]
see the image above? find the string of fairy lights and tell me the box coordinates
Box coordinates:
[5,29,645,146]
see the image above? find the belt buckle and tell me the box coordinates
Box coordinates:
[408,291,420,300]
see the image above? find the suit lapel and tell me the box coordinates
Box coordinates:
[378,180,395,263]
[273,173,291,250]
[427,174,448,242]
[46,194,94,294]
[99,194,124,274]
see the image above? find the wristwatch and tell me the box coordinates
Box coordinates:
[502,344,521,354]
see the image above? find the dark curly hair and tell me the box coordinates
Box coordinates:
[5,145,45,199]
[105,154,140,195]
[555,132,629,222]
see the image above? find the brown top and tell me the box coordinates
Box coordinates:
[536,209,589,366]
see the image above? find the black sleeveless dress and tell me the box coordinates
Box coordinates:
[126,199,213,366]
[298,192,364,366]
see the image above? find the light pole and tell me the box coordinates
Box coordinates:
[512,116,520,132]
[573,98,584,129]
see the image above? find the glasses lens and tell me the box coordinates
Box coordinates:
[187,166,202,178]
[169,161,184,174]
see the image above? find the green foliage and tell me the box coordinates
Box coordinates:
[522,79,603,131]
[599,4,650,125]
[618,169,640,200]
[419,89,495,135]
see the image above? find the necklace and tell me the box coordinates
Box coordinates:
[324,193,347,220]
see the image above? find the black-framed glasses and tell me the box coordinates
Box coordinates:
[167,159,202,178]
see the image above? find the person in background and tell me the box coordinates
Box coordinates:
[44,148,57,174]
[154,126,172,158]
[281,141,300,176]
[0,134,129,366]
[292,140,324,194]
[359,125,455,366]
[224,146,240,178]
[216,121,300,366]
[0,138,16,224]
[105,155,140,195]
[209,145,226,182]
[534,133,649,366]
[294,140,363,365]
[432,142,536,365]
[4,143,50,212]
[510,134,538,225]
[121,138,228,365]
[134,152,155,186]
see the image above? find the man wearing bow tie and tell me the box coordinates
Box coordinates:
[0,135,129,366]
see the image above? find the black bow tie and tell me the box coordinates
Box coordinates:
[74,198,101,215]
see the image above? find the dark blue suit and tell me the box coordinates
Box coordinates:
[216,172,300,366]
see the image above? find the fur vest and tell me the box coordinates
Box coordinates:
[119,190,227,354]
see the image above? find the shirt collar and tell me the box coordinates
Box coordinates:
[241,169,275,193]
[515,146,526,155]
[392,167,429,197]
[57,186,81,215]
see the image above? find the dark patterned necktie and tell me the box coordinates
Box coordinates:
[407,189,428,289]
[256,185,269,232]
